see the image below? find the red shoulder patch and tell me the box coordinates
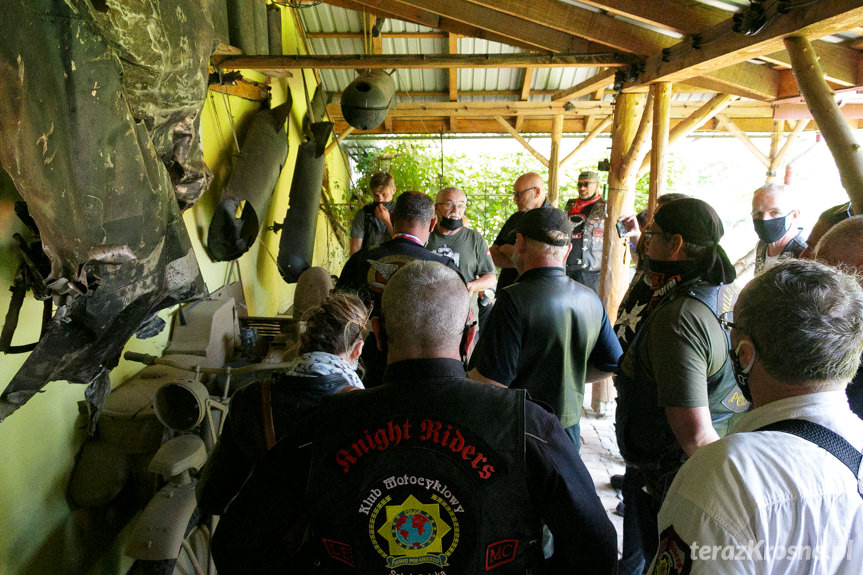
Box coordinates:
[485,539,518,570]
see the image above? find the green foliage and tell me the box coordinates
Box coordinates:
[347,141,609,245]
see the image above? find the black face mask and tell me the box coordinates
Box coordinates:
[439,217,463,231]
[729,340,755,402]
[752,215,788,244]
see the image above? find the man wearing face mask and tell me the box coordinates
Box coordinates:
[427,186,497,331]
[750,183,806,275]
[615,198,749,564]
[649,259,863,575]
[212,261,619,575]
[349,171,397,255]
[337,191,461,387]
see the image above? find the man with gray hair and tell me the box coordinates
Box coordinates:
[650,259,863,574]
[815,214,863,418]
[427,186,497,330]
[213,261,619,574]
[337,191,461,387]
[750,183,806,275]
[470,207,622,450]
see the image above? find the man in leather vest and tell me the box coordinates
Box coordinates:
[563,170,607,294]
[470,207,622,451]
[615,198,749,564]
[337,191,461,388]
[212,260,619,575]
[750,183,806,275]
[650,260,863,574]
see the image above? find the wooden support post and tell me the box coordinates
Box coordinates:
[648,82,672,221]
[772,119,808,176]
[548,114,564,204]
[560,115,612,168]
[766,120,784,183]
[593,92,645,414]
[637,93,737,180]
[325,126,355,156]
[494,116,550,168]
[448,34,459,102]
[715,114,770,167]
[785,35,863,214]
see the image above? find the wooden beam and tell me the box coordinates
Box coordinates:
[448,34,458,102]
[494,116,549,168]
[343,0,610,54]
[320,0,552,53]
[633,2,863,87]
[548,115,564,204]
[576,0,727,34]
[560,115,612,167]
[307,32,446,39]
[715,114,770,167]
[774,103,863,120]
[215,53,629,71]
[520,68,534,101]
[648,82,672,220]
[785,35,863,214]
[325,126,355,155]
[680,61,779,102]
[760,42,860,87]
[552,69,617,102]
[637,93,737,179]
[770,119,808,179]
[767,120,784,181]
[369,15,383,54]
[463,0,673,55]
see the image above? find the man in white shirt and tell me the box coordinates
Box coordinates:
[650,259,863,575]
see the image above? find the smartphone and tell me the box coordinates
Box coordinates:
[615,221,627,237]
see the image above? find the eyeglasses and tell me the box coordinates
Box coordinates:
[642,229,665,240]
[513,186,537,198]
[435,201,467,210]
[718,311,737,332]
[577,181,596,188]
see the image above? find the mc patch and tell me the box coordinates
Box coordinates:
[721,386,750,413]
[322,538,354,566]
[485,539,518,570]
[653,525,692,575]
[369,492,461,570]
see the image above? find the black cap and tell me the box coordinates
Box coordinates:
[517,207,572,246]
[653,198,736,284]
[578,170,599,182]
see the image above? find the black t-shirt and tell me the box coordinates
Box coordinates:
[492,200,552,291]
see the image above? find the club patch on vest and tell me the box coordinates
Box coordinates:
[485,539,518,570]
[368,493,461,570]
[721,386,750,413]
[322,538,354,566]
[366,255,417,293]
[653,525,692,575]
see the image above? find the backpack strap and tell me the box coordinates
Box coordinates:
[756,418,863,497]
[261,379,277,450]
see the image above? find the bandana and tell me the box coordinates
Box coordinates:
[288,351,364,390]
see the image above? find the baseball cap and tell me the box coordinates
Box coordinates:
[517,207,572,246]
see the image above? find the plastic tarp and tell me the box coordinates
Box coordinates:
[0,0,214,422]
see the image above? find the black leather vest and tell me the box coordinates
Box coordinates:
[564,197,606,274]
[615,281,748,473]
[304,375,545,574]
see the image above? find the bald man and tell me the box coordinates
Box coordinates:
[490,172,551,291]
[750,184,806,275]
[815,214,863,418]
